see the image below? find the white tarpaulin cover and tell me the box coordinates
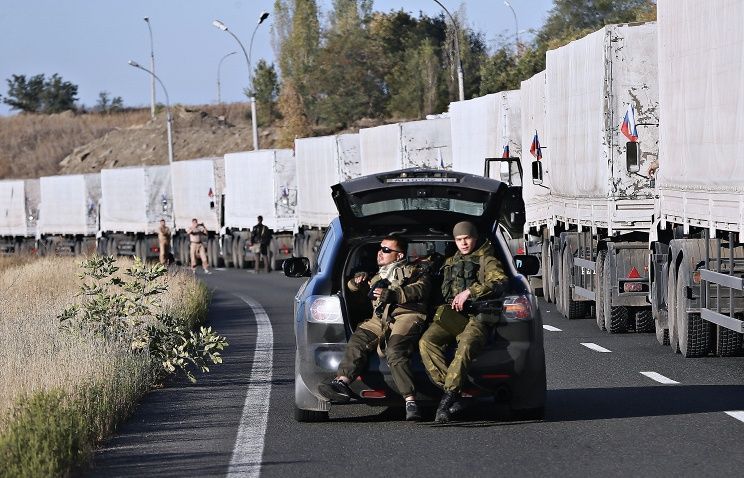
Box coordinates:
[450,91,521,177]
[224,150,297,232]
[546,23,658,202]
[296,134,361,228]
[0,179,39,237]
[172,158,220,232]
[657,0,744,194]
[101,165,172,234]
[39,173,101,235]
[520,72,551,225]
[359,118,452,175]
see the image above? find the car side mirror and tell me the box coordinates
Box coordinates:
[283,257,311,277]
[626,141,640,173]
[531,160,543,185]
[513,254,540,276]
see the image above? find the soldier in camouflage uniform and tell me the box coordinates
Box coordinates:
[419,221,509,423]
[318,235,432,421]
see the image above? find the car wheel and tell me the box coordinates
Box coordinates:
[293,406,329,423]
[595,250,607,331]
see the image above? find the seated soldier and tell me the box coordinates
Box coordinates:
[318,235,432,421]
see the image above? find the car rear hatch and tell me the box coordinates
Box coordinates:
[331,168,508,238]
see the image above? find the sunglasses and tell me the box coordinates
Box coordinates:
[379,246,402,254]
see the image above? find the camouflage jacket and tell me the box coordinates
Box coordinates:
[440,239,508,303]
[348,261,432,315]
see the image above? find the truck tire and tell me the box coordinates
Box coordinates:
[97,237,108,256]
[223,236,234,268]
[542,240,552,302]
[595,250,607,331]
[293,406,329,423]
[562,248,587,320]
[715,323,743,357]
[634,308,654,333]
[208,237,217,268]
[74,239,83,256]
[676,260,711,358]
[107,238,118,257]
[135,238,144,262]
[668,265,680,352]
[653,273,670,345]
[603,253,628,333]
[236,237,246,269]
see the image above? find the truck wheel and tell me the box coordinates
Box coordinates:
[97,237,107,256]
[74,239,83,256]
[715,322,743,357]
[634,308,654,333]
[293,406,329,423]
[668,264,680,352]
[236,237,246,269]
[562,248,587,320]
[542,239,552,302]
[595,250,607,331]
[223,236,234,268]
[207,237,217,268]
[555,247,565,315]
[652,270,670,345]
[676,260,711,358]
[603,253,628,333]
[107,238,118,257]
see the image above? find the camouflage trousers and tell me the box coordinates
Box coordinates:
[337,311,426,398]
[419,315,490,393]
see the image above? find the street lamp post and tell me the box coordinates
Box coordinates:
[217,51,237,104]
[128,60,173,167]
[432,0,464,101]
[143,17,156,120]
[504,1,520,56]
[212,11,270,151]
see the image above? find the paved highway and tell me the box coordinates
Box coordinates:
[85,268,744,477]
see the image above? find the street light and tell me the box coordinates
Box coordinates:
[217,51,237,104]
[432,0,464,102]
[143,17,156,120]
[504,1,520,56]
[127,60,173,167]
[212,11,270,151]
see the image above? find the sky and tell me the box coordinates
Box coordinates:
[0,0,554,116]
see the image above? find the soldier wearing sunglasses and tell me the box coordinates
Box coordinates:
[318,235,432,421]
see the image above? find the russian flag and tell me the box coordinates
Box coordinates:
[529,130,542,160]
[502,144,510,158]
[620,104,638,142]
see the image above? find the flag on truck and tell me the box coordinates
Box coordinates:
[620,104,638,142]
[502,144,510,158]
[529,130,542,160]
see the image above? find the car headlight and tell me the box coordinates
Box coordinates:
[307,295,344,324]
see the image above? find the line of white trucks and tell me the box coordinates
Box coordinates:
[0,0,740,356]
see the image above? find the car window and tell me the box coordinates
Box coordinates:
[351,197,484,217]
[315,226,336,274]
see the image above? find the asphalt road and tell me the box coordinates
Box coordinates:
[84,268,744,477]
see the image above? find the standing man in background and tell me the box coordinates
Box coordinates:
[251,215,273,273]
[157,218,171,265]
[187,218,211,274]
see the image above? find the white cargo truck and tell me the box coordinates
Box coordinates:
[530,22,659,332]
[223,149,297,270]
[648,0,744,357]
[0,179,39,255]
[99,165,173,260]
[359,118,452,175]
[295,134,361,265]
[171,157,224,267]
[38,173,100,256]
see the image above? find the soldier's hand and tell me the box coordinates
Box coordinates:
[378,288,398,304]
[451,289,471,312]
[354,272,369,284]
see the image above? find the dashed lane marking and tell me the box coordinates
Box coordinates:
[640,371,679,384]
[580,342,612,353]
[227,294,273,478]
[543,325,562,332]
[724,411,744,423]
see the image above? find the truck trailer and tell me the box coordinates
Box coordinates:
[38,173,100,256]
[294,134,361,266]
[0,179,39,255]
[99,165,173,261]
[649,0,744,357]
[528,22,659,332]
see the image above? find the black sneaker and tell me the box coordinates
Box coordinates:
[434,391,459,424]
[318,379,353,403]
[405,401,422,421]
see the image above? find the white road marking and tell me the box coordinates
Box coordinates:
[580,342,612,353]
[228,294,274,478]
[724,411,744,423]
[640,371,679,384]
[543,325,562,332]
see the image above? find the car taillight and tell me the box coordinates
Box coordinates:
[623,283,643,292]
[501,295,532,320]
[307,296,344,324]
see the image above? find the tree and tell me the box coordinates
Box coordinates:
[479,47,519,95]
[251,60,280,125]
[3,73,78,113]
[276,79,312,148]
[96,91,124,114]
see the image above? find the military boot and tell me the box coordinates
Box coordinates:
[434,391,460,423]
